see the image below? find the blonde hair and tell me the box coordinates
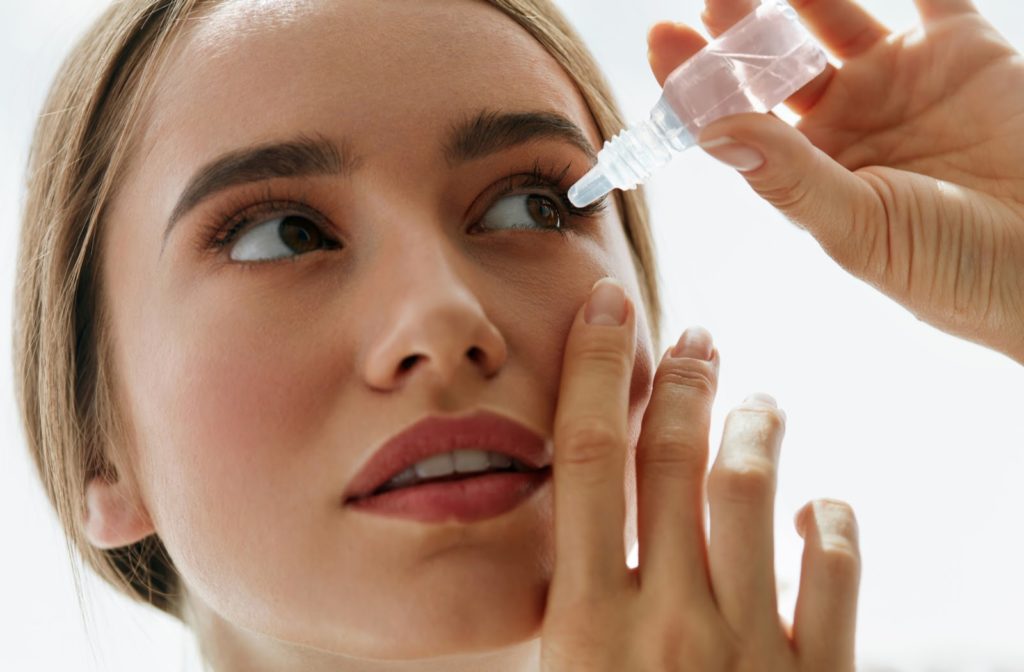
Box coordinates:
[13,0,662,622]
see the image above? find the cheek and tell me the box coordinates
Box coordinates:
[496,235,656,440]
[143,295,332,472]
[124,284,349,595]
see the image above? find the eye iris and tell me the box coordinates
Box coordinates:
[279,216,322,252]
[526,195,560,229]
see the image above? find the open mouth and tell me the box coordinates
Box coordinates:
[350,450,548,504]
[353,462,549,502]
[342,412,554,523]
[345,466,553,523]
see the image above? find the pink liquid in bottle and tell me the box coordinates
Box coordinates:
[569,0,827,207]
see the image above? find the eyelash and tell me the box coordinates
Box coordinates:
[481,159,610,237]
[194,160,610,262]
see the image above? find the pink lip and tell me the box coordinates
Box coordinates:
[345,470,552,523]
[342,410,551,503]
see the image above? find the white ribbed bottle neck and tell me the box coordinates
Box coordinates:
[596,97,695,192]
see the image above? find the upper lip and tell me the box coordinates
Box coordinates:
[343,409,551,503]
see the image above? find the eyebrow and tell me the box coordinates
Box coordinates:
[160,110,597,255]
[442,109,596,167]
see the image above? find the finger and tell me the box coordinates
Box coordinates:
[550,277,636,601]
[781,65,836,116]
[703,0,889,59]
[914,0,979,23]
[700,2,840,115]
[636,327,719,603]
[699,0,758,37]
[647,22,708,88]
[781,0,889,111]
[792,499,861,672]
[706,393,787,638]
[648,17,836,116]
[695,112,886,284]
[786,0,891,60]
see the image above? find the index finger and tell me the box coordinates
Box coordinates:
[703,0,890,60]
[698,0,886,114]
[549,277,636,602]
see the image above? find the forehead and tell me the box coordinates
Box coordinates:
[138,0,601,174]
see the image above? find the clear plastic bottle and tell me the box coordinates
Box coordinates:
[568,0,828,207]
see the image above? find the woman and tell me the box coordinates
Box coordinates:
[13,0,1022,670]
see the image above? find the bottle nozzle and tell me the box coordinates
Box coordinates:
[567,97,694,208]
[565,0,826,207]
[568,166,614,208]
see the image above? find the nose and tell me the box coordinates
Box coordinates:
[361,237,508,391]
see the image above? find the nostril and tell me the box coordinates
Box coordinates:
[466,346,483,364]
[399,355,419,372]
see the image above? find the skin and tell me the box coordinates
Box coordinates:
[78,0,1024,666]
[83,1,656,670]
[651,0,1024,365]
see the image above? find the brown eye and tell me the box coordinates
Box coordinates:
[229,215,335,262]
[526,195,561,229]
[279,216,323,253]
[478,193,564,232]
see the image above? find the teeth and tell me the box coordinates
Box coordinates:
[414,452,455,479]
[488,452,512,469]
[377,449,530,494]
[453,449,491,473]
[388,465,418,487]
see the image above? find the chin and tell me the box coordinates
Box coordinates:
[291,581,547,662]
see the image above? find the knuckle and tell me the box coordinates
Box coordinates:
[638,436,707,479]
[708,457,776,503]
[556,423,624,468]
[574,340,631,376]
[755,165,814,215]
[639,609,729,671]
[846,167,897,282]
[632,597,739,670]
[654,359,717,398]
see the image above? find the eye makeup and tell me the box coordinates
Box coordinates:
[188,157,610,266]
[475,159,610,236]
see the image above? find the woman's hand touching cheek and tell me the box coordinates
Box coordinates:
[539,278,861,671]
[649,0,1024,364]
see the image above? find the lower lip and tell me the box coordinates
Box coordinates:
[345,468,551,523]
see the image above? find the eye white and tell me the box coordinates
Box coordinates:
[230,217,295,262]
[479,193,558,230]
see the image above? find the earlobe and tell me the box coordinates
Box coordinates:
[83,476,156,549]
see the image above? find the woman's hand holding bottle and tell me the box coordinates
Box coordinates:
[648,0,1024,364]
[539,278,861,671]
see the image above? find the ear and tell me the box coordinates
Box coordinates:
[83,475,156,549]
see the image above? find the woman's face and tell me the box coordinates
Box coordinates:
[101,0,654,664]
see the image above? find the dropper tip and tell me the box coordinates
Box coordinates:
[568,165,613,208]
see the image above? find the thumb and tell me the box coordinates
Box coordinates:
[696,113,885,279]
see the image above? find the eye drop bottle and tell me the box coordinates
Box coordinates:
[568,0,828,207]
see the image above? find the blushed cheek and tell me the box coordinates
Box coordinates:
[124,301,366,625]
[129,296,344,551]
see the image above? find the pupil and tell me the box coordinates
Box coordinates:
[280,216,321,252]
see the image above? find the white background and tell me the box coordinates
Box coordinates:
[2,1,1022,670]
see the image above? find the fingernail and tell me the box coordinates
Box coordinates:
[742,392,786,421]
[699,136,765,172]
[671,326,714,360]
[794,503,810,538]
[742,392,777,407]
[585,277,627,326]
